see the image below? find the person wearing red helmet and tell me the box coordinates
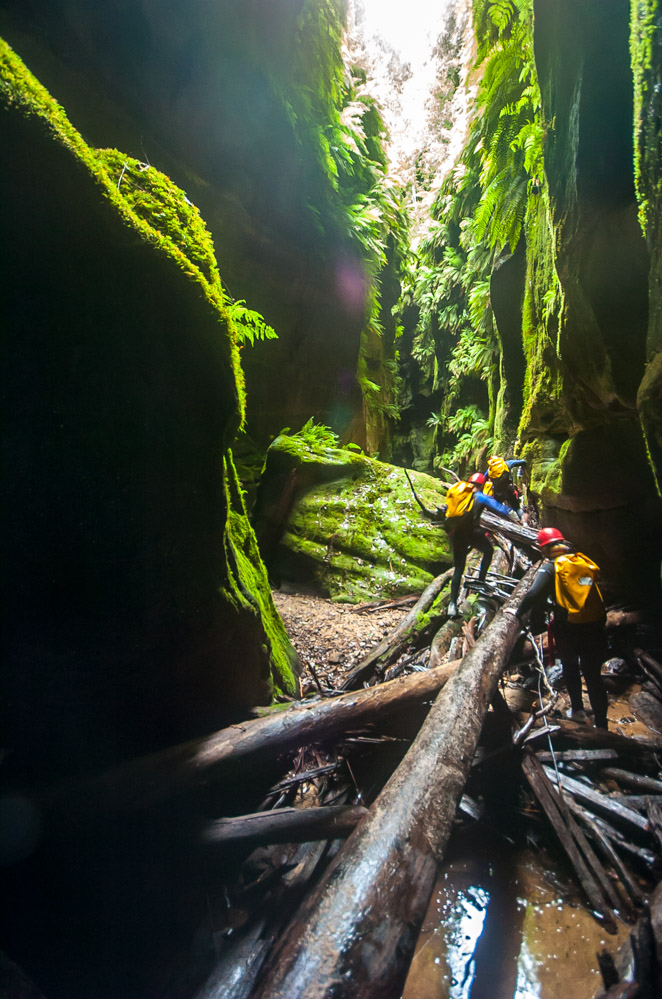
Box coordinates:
[443,473,520,617]
[506,527,609,728]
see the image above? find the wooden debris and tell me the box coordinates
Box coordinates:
[647,799,662,854]
[339,569,453,690]
[202,804,369,848]
[550,719,662,758]
[567,799,644,908]
[479,509,540,550]
[250,571,537,999]
[428,615,465,670]
[542,766,650,834]
[38,654,464,826]
[522,752,618,931]
[634,649,662,693]
[537,749,619,763]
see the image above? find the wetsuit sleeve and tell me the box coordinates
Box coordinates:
[515,562,554,619]
[474,492,517,519]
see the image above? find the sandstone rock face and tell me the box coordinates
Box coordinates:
[515,0,662,604]
[0,0,368,447]
[0,43,298,782]
[631,0,662,492]
[254,432,451,602]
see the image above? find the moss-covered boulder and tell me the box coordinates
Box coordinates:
[0,41,298,782]
[254,428,451,602]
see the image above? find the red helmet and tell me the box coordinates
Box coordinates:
[468,473,486,487]
[537,527,565,548]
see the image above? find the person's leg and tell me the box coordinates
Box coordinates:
[449,537,469,615]
[553,624,585,715]
[474,532,494,580]
[578,625,609,729]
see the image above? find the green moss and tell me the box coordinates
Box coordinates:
[630,0,660,237]
[518,190,568,438]
[0,37,247,426]
[223,453,299,696]
[267,436,451,601]
[521,436,569,505]
[0,38,298,703]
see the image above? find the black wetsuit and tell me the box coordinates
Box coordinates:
[516,559,608,728]
[446,492,515,606]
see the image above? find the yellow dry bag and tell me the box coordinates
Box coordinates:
[554,553,604,623]
[487,455,509,480]
[445,481,475,520]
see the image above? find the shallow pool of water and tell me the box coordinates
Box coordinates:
[402,827,632,999]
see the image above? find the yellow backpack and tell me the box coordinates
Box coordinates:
[483,480,494,497]
[487,455,509,480]
[445,481,476,520]
[553,553,604,623]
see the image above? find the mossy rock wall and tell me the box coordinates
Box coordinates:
[632,0,662,491]
[0,0,368,448]
[0,44,298,782]
[254,435,452,602]
[517,0,662,603]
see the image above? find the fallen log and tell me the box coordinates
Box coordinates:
[606,609,643,629]
[249,568,537,999]
[585,812,658,868]
[549,719,662,758]
[542,766,650,834]
[38,655,463,825]
[195,838,335,999]
[339,568,453,689]
[479,509,540,550]
[202,805,369,849]
[536,749,619,763]
[522,752,618,929]
[647,799,662,854]
[428,615,466,669]
[634,649,662,691]
[569,800,643,910]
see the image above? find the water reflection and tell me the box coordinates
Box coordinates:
[402,829,630,999]
[443,885,489,997]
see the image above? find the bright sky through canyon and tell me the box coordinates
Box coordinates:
[359,0,452,62]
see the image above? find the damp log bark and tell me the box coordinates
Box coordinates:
[551,719,662,757]
[478,510,541,549]
[249,568,537,999]
[339,569,453,690]
[522,752,617,930]
[40,656,463,824]
[428,616,466,669]
[202,805,369,848]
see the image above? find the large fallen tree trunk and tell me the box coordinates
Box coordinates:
[479,509,540,550]
[339,569,453,690]
[202,804,369,849]
[40,656,463,826]
[249,568,537,999]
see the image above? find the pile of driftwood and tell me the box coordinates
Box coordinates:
[13,515,662,999]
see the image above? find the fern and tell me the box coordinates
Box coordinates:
[227,300,278,348]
